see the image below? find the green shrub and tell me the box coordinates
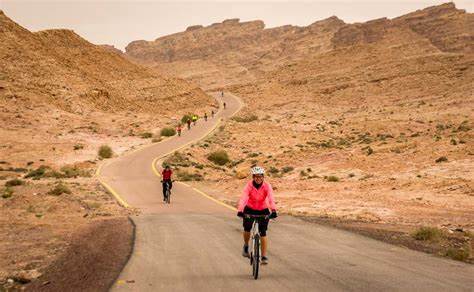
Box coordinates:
[24,165,49,179]
[412,227,444,241]
[445,247,470,261]
[5,178,24,187]
[73,144,84,150]
[435,156,448,163]
[140,132,153,139]
[176,170,203,181]
[98,145,113,159]
[326,175,340,182]
[207,150,230,165]
[48,183,71,196]
[60,166,91,178]
[281,166,294,173]
[268,167,279,174]
[232,114,258,123]
[163,152,190,167]
[181,114,192,124]
[160,127,176,137]
[1,187,13,199]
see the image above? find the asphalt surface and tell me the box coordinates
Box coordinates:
[99,92,474,292]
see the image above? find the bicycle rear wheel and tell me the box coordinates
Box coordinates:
[166,189,171,204]
[252,235,260,279]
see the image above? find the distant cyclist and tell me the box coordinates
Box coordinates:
[176,124,182,136]
[223,102,226,109]
[161,165,173,201]
[237,166,277,265]
[186,118,191,130]
[211,110,215,118]
[204,113,208,121]
[221,91,224,97]
[192,114,198,125]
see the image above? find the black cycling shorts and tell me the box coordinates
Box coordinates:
[242,206,270,236]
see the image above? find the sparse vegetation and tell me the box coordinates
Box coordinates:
[163,152,191,167]
[232,114,258,123]
[325,175,340,182]
[48,182,72,196]
[445,247,470,261]
[207,150,230,165]
[5,178,25,187]
[412,227,444,241]
[140,132,153,139]
[281,166,294,173]
[176,170,203,181]
[98,145,113,159]
[181,114,193,124]
[73,144,84,150]
[24,165,49,179]
[1,187,13,199]
[160,127,176,137]
[435,156,448,163]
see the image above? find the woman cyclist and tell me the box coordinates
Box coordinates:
[237,166,277,265]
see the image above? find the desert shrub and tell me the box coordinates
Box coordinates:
[300,170,308,177]
[5,178,24,187]
[140,132,153,139]
[247,152,259,158]
[207,150,230,165]
[177,170,203,181]
[48,182,71,196]
[435,156,448,163]
[160,127,176,137]
[281,166,294,174]
[73,144,84,150]
[455,121,470,132]
[60,166,91,178]
[98,145,113,159]
[181,114,192,124]
[325,175,340,182]
[268,166,279,174]
[232,114,258,123]
[445,247,470,261]
[1,187,13,199]
[412,227,444,241]
[366,146,374,155]
[24,165,49,179]
[163,152,190,167]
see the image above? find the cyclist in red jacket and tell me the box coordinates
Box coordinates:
[161,165,173,201]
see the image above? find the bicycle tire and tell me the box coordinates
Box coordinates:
[166,189,171,204]
[252,235,260,279]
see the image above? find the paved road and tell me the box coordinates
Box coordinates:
[99,92,474,291]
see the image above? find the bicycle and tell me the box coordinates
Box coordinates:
[162,180,173,204]
[245,214,270,279]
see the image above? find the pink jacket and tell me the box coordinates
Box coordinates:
[238,181,277,212]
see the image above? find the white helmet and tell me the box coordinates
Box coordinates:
[251,166,265,175]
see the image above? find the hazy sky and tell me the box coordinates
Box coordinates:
[1,1,472,51]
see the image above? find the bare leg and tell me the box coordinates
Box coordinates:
[243,231,250,245]
[261,236,267,257]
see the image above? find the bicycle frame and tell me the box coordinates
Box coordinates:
[245,214,269,279]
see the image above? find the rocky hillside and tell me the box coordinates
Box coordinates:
[0,10,212,114]
[125,3,472,91]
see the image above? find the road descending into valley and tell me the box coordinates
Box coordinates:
[98,93,474,291]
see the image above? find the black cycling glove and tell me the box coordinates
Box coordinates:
[269,211,278,219]
[237,211,244,218]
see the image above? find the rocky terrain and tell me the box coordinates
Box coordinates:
[130,3,473,261]
[0,10,215,289]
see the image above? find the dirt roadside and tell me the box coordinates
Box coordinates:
[21,217,134,292]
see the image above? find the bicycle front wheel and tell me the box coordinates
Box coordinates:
[252,236,260,279]
[166,189,171,204]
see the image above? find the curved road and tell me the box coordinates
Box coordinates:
[99,92,474,291]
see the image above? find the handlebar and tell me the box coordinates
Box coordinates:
[244,214,270,220]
